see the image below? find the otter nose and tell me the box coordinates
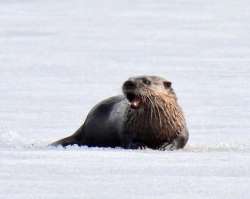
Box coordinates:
[123,80,136,90]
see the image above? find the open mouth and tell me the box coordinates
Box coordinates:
[125,92,141,109]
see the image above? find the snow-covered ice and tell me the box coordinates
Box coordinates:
[0,0,250,198]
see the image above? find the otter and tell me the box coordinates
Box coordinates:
[51,75,189,150]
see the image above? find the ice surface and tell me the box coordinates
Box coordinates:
[1,0,250,198]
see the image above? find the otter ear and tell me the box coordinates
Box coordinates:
[163,81,172,89]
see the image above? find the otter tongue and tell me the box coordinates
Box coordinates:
[130,98,141,109]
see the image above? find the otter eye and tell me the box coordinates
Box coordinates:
[142,78,151,85]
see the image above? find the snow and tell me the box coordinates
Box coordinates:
[1,0,250,198]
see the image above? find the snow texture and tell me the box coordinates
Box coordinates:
[0,0,250,198]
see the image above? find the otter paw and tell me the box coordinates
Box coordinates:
[128,142,146,150]
[159,142,176,151]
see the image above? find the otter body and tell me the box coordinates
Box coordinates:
[51,76,189,150]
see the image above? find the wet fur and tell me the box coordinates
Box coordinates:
[125,85,188,149]
[51,76,189,150]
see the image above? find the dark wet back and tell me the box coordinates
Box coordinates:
[79,95,127,147]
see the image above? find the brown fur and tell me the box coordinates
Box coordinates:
[125,80,187,149]
[51,75,188,150]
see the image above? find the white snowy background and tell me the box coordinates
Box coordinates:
[1,0,250,198]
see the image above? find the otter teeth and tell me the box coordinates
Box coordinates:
[130,98,141,109]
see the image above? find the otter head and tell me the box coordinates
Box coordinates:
[122,76,173,109]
